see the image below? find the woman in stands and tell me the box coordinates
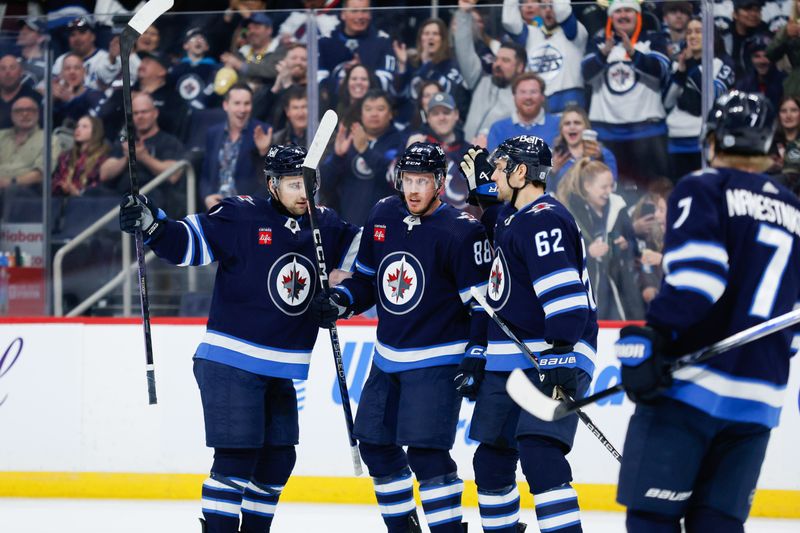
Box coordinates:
[331,63,381,128]
[52,115,110,197]
[769,95,800,169]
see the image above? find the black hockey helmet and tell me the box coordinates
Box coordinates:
[704,90,776,157]
[394,141,447,191]
[488,135,553,186]
[263,144,316,191]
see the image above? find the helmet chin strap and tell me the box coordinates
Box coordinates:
[504,163,526,208]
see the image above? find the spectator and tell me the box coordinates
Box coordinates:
[776,139,800,195]
[768,95,800,168]
[630,178,672,305]
[463,3,503,75]
[272,85,308,146]
[254,43,308,125]
[199,82,272,209]
[332,63,381,128]
[52,17,120,91]
[519,0,544,28]
[220,13,284,90]
[52,115,111,197]
[556,158,643,320]
[394,18,469,118]
[408,92,474,215]
[0,54,42,129]
[320,89,405,225]
[550,104,618,192]
[15,18,47,88]
[487,72,560,151]
[135,24,161,54]
[661,1,694,60]
[762,0,793,32]
[721,0,772,80]
[736,35,786,109]
[51,53,104,128]
[0,97,60,192]
[408,79,443,132]
[582,0,671,189]
[666,17,736,180]
[277,0,341,44]
[453,2,527,144]
[100,93,187,213]
[169,27,221,111]
[502,0,589,112]
[766,1,800,98]
[318,0,396,94]
[712,0,736,33]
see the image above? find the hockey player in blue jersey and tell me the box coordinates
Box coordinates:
[311,142,491,533]
[459,135,598,533]
[614,91,800,532]
[119,144,361,533]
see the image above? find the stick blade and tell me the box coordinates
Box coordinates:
[128,0,174,35]
[506,368,561,421]
[304,110,338,170]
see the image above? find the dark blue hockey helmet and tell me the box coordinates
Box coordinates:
[394,141,448,191]
[703,90,776,157]
[263,144,316,192]
[489,135,553,186]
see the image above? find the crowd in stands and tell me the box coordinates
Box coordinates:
[0,0,799,318]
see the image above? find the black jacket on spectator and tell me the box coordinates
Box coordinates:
[721,21,772,81]
[320,125,405,226]
[96,82,190,141]
[199,118,270,202]
[318,25,396,96]
[736,64,786,111]
[53,88,103,128]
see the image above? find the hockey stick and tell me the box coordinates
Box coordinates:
[470,287,623,462]
[508,307,800,422]
[302,109,363,476]
[120,0,173,405]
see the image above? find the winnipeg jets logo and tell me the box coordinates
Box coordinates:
[529,44,563,79]
[487,248,511,310]
[178,73,203,100]
[268,253,316,316]
[378,252,425,315]
[606,61,637,94]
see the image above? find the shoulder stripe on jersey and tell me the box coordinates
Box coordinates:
[665,268,726,303]
[460,281,489,304]
[185,214,214,266]
[542,292,589,318]
[339,228,362,272]
[203,330,312,364]
[355,259,376,277]
[662,240,729,275]
[177,220,195,267]
[375,339,469,364]
[532,268,583,297]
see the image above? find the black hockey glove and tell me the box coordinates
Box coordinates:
[615,325,673,404]
[537,342,579,399]
[459,146,498,207]
[454,346,486,401]
[310,289,353,328]
[119,194,166,243]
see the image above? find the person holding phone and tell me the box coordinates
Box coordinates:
[549,104,618,192]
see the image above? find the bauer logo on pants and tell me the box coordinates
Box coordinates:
[267,253,316,316]
[377,252,425,315]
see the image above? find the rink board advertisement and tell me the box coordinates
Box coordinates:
[0,319,798,517]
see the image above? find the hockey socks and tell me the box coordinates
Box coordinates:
[201,474,247,533]
[240,481,283,532]
[418,474,465,532]
[533,484,582,532]
[373,467,418,532]
[477,484,521,532]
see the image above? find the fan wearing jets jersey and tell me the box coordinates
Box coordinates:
[311,141,491,533]
[461,135,598,533]
[119,144,361,533]
[614,92,800,532]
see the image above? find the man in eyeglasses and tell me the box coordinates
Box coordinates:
[0,97,60,191]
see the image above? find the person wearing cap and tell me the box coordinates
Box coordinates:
[661,1,694,60]
[0,54,43,129]
[52,17,120,91]
[169,27,221,111]
[581,0,671,189]
[487,72,560,152]
[221,12,286,90]
[721,0,772,80]
[502,0,590,113]
[735,35,786,109]
[15,18,46,89]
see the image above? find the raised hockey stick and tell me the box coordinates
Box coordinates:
[303,110,363,476]
[470,287,623,462]
[120,0,174,405]
[508,307,800,422]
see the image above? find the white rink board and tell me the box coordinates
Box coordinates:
[0,322,797,490]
